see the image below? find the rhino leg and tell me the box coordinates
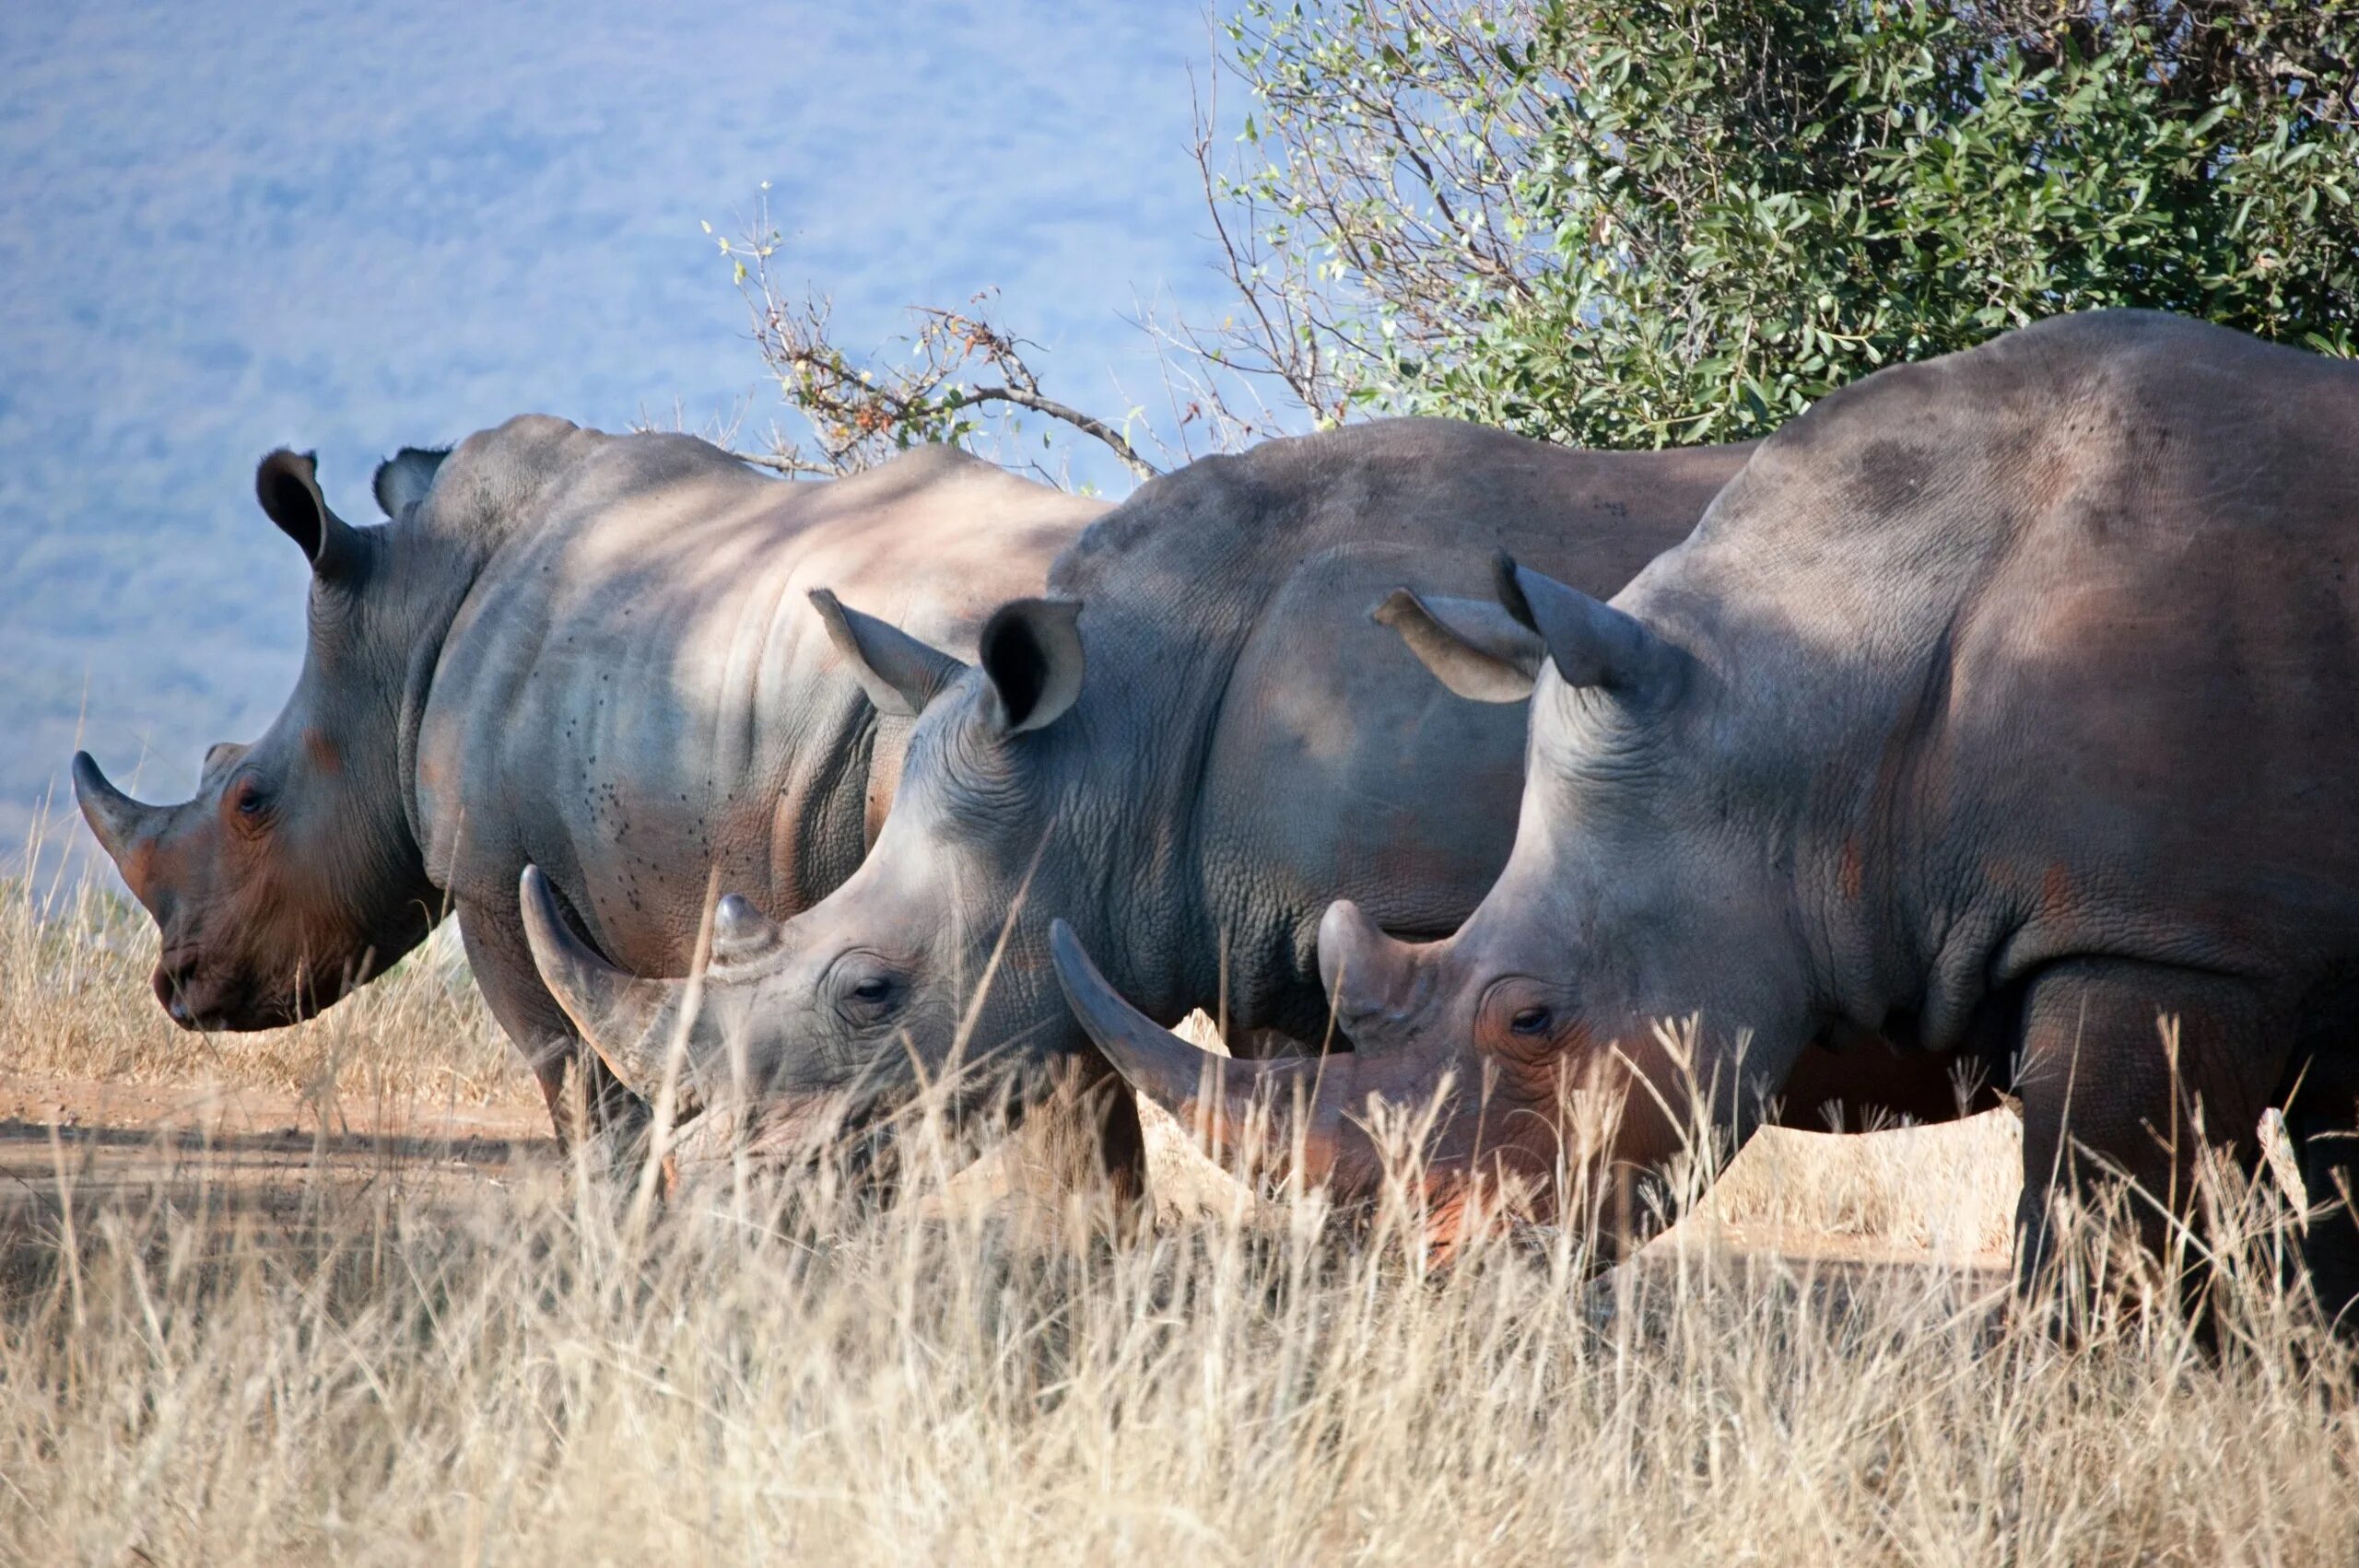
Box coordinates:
[2010,959,2283,1310]
[455,899,649,1153]
[1075,1051,1148,1220]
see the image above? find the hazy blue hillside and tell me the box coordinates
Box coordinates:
[1,0,1223,872]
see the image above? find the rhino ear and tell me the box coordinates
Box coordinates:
[808,589,968,719]
[980,598,1084,735]
[1493,552,1679,700]
[1372,589,1543,703]
[200,742,249,788]
[255,450,362,579]
[372,446,449,518]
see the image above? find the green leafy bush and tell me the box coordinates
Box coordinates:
[1226,1,2359,446]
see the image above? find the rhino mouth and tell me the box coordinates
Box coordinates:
[152,962,275,1032]
[650,1091,910,1203]
[653,1059,1063,1204]
[150,950,352,1033]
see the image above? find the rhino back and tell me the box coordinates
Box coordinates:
[1049,419,1745,1029]
[416,428,1098,976]
[1644,310,2359,1034]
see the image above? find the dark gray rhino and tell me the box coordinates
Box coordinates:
[522,418,1757,1176]
[73,420,1097,1136]
[1066,310,2359,1311]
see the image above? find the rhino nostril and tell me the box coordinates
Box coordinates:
[1332,977,1404,1019]
[153,960,202,1027]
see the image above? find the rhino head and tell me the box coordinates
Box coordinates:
[75,448,450,1029]
[520,587,1100,1166]
[1054,554,1823,1241]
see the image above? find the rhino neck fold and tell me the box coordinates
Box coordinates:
[773,700,885,915]
[1056,638,1235,1039]
[394,532,502,883]
[1675,573,1979,1059]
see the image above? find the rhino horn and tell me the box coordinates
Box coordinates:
[71,751,163,865]
[710,893,780,961]
[1315,898,1429,1038]
[1050,919,1346,1183]
[518,866,695,1105]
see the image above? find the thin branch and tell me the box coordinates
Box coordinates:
[954,385,1156,480]
[730,449,838,477]
[722,199,1157,483]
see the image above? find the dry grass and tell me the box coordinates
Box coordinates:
[6,839,2356,1565]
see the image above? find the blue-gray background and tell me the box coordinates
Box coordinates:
[1,1,1229,870]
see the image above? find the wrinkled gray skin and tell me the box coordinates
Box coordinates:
[525,419,1758,1170]
[1080,311,2359,1310]
[73,421,1095,1138]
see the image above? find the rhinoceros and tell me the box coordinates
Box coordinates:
[520,419,1776,1177]
[72,420,1097,1137]
[1061,310,2359,1311]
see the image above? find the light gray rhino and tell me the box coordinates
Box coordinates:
[521,418,1810,1178]
[73,421,1097,1137]
[1063,311,2359,1313]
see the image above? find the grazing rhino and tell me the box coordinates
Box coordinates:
[1062,310,2359,1312]
[73,421,1097,1137]
[520,418,1766,1178]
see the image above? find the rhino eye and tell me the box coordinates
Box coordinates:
[1508,1006,1553,1037]
[834,967,903,1024]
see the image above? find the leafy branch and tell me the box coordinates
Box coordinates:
[716,206,1155,481]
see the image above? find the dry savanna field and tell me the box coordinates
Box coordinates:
[4,816,2357,1566]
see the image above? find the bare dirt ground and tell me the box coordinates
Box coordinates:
[0,1065,2017,1291]
[0,1071,553,1242]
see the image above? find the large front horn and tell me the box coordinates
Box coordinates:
[71,751,162,865]
[518,866,696,1104]
[1049,919,1354,1184]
